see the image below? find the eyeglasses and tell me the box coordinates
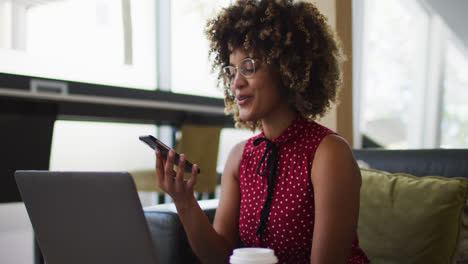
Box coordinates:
[222,58,255,84]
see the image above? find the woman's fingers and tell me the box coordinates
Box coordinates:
[164,150,176,184]
[155,148,196,199]
[175,154,186,188]
[155,148,165,185]
[187,164,198,189]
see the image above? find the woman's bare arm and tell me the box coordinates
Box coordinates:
[212,141,245,250]
[309,135,362,264]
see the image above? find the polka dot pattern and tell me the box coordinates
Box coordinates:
[238,118,369,264]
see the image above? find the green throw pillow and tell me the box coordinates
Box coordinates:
[358,168,468,264]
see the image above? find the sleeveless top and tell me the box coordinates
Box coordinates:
[238,117,370,264]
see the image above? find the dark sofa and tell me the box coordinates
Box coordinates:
[143,149,468,264]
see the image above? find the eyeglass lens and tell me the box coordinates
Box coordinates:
[224,59,255,83]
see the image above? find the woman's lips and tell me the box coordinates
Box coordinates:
[237,96,251,106]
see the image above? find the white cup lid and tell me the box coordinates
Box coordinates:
[230,248,278,264]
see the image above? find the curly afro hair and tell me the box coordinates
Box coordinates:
[205,0,345,131]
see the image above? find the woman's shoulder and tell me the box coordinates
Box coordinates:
[318,134,352,153]
[312,133,358,178]
[223,140,248,181]
[229,140,248,160]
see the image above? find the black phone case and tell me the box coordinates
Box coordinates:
[139,135,200,174]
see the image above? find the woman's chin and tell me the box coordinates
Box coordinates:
[238,112,256,122]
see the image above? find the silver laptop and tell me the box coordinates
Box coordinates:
[15,170,159,264]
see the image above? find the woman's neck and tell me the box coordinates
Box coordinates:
[261,106,298,140]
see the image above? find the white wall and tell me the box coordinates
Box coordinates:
[0,203,34,264]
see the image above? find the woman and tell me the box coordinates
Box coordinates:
[155,0,369,263]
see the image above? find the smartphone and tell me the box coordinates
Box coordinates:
[139,135,200,174]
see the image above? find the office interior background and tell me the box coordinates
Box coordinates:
[0,0,467,263]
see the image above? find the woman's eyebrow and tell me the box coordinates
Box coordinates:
[227,56,253,67]
[229,57,252,66]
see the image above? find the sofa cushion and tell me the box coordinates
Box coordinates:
[358,168,468,264]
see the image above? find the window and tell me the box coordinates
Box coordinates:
[356,0,468,149]
[0,0,157,90]
[49,121,157,171]
[359,0,429,149]
[171,0,229,98]
[440,42,468,148]
[49,120,159,207]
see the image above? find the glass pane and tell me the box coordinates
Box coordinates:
[440,43,468,148]
[217,128,255,173]
[171,0,230,98]
[361,0,429,148]
[0,0,156,90]
[50,121,157,171]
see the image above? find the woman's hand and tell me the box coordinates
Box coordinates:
[155,148,198,204]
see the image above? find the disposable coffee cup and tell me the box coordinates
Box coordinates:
[229,247,278,264]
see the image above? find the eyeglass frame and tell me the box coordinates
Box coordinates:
[222,58,256,84]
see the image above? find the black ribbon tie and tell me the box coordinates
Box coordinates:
[253,137,279,236]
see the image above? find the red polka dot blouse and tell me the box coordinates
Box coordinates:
[238,117,369,264]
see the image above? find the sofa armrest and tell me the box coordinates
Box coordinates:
[143,199,218,264]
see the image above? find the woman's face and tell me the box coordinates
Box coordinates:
[228,48,287,122]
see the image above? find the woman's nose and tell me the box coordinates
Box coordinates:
[232,70,247,89]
